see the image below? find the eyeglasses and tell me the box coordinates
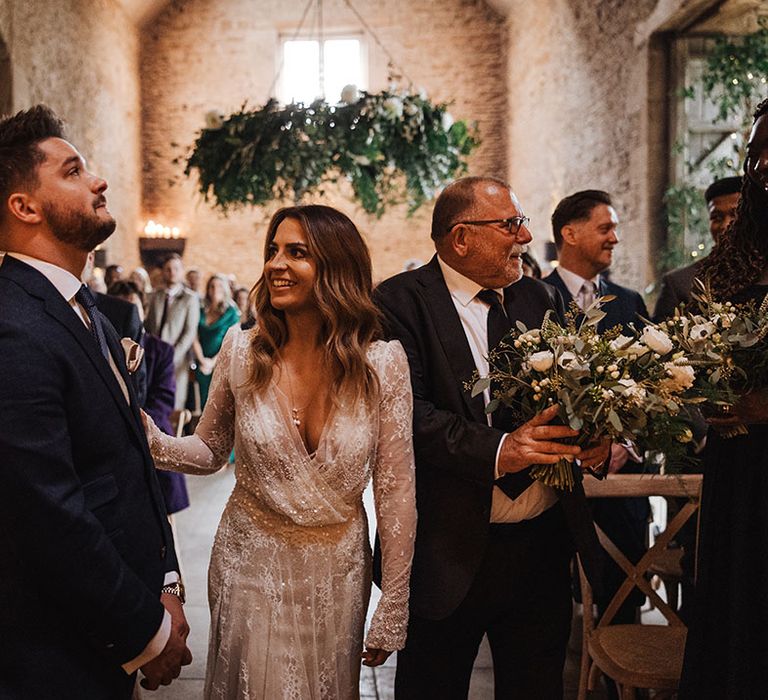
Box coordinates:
[448,216,530,235]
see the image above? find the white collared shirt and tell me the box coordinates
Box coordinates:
[437,256,557,523]
[4,251,173,674]
[555,265,601,310]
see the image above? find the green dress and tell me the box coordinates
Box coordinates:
[196,303,240,407]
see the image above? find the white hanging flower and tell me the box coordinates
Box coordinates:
[340,84,360,104]
[441,111,454,131]
[204,110,224,130]
[641,326,674,355]
[528,350,554,372]
[382,97,404,119]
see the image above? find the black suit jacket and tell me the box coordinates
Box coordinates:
[374,256,566,619]
[0,256,178,699]
[653,261,702,322]
[543,269,649,335]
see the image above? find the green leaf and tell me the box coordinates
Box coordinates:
[608,409,623,432]
[472,377,491,397]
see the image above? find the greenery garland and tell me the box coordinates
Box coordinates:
[185,86,480,217]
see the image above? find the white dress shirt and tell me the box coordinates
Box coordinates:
[6,252,173,674]
[554,265,600,312]
[437,257,557,522]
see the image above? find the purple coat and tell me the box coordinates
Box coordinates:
[142,333,190,513]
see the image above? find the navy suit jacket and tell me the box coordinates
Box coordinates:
[374,256,568,619]
[542,268,649,335]
[0,256,178,699]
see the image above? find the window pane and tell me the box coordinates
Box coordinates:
[323,39,362,104]
[282,40,320,104]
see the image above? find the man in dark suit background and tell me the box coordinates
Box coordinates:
[543,190,650,642]
[653,176,741,321]
[0,105,191,698]
[375,176,609,699]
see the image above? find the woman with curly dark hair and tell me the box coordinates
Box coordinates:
[680,97,768,699]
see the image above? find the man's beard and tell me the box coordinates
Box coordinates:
[43,199,116,252]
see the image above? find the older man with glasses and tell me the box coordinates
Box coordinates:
[374,176,607,699]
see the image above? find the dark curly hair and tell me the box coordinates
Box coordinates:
[699,97,768,300]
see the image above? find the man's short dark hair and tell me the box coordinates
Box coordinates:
[108,279,144,306]
[551,190,613,249]
[431,176,510,242]
[0,105,65,223]
[704,176,742,203]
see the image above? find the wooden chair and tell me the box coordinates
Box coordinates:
[170,408,192,438]
[578,474,703,700]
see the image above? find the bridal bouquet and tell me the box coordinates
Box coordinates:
[473,298,696,490]
[658,280,768,436]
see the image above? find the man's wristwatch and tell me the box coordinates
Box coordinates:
[160,580,186,604]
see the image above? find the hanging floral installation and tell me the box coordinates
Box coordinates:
[185,85,480,217]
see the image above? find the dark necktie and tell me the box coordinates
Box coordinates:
[477,289,533,500]
[75,284,110,361]
[158,292,171,338]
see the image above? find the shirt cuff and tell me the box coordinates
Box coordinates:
[493,433,510,480]
[164,571,179,585]
[122,610,171,675]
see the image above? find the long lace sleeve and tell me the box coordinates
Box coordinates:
[147,327,238,475]
[365,341,417,651]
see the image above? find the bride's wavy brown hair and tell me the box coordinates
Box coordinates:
[246,205,383,405]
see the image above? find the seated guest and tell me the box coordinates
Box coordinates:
[654,176,742,321]
[109,280,190,517]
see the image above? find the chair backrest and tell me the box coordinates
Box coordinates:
[580,474,703,630]
[170,408,192,438]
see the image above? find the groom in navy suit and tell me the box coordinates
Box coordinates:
[543,189,650,629]
[0,105,191,698]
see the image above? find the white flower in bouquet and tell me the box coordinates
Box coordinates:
[641,326,674,355]
[689,322,717,341]
[340,84,360,104]
[441,111,455,131]
[404,101,420,117]
[528,350,554,372]
[610,334,649,357]
[661,361,695,392]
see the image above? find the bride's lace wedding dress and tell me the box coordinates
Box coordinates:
[147,327,416,699]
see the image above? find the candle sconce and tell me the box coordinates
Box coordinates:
[138,220,186,269]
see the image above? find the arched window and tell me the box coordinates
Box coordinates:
[0,33,11,115]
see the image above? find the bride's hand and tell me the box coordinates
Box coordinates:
[362,647,391,667]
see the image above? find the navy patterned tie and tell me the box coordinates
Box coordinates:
[75,284,110,361]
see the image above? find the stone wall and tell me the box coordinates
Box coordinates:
[0,0,143,267]
[140,0,508,288]
[504,0,662,293]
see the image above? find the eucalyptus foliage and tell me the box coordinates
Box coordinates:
[185,88,479,217]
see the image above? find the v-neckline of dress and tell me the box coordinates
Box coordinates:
[272,382,333,461]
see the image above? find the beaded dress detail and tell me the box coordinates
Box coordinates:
[148,327,416,699]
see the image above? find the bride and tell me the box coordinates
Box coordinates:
[144,205,416,699]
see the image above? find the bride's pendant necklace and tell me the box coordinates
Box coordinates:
[281,360,313,428]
